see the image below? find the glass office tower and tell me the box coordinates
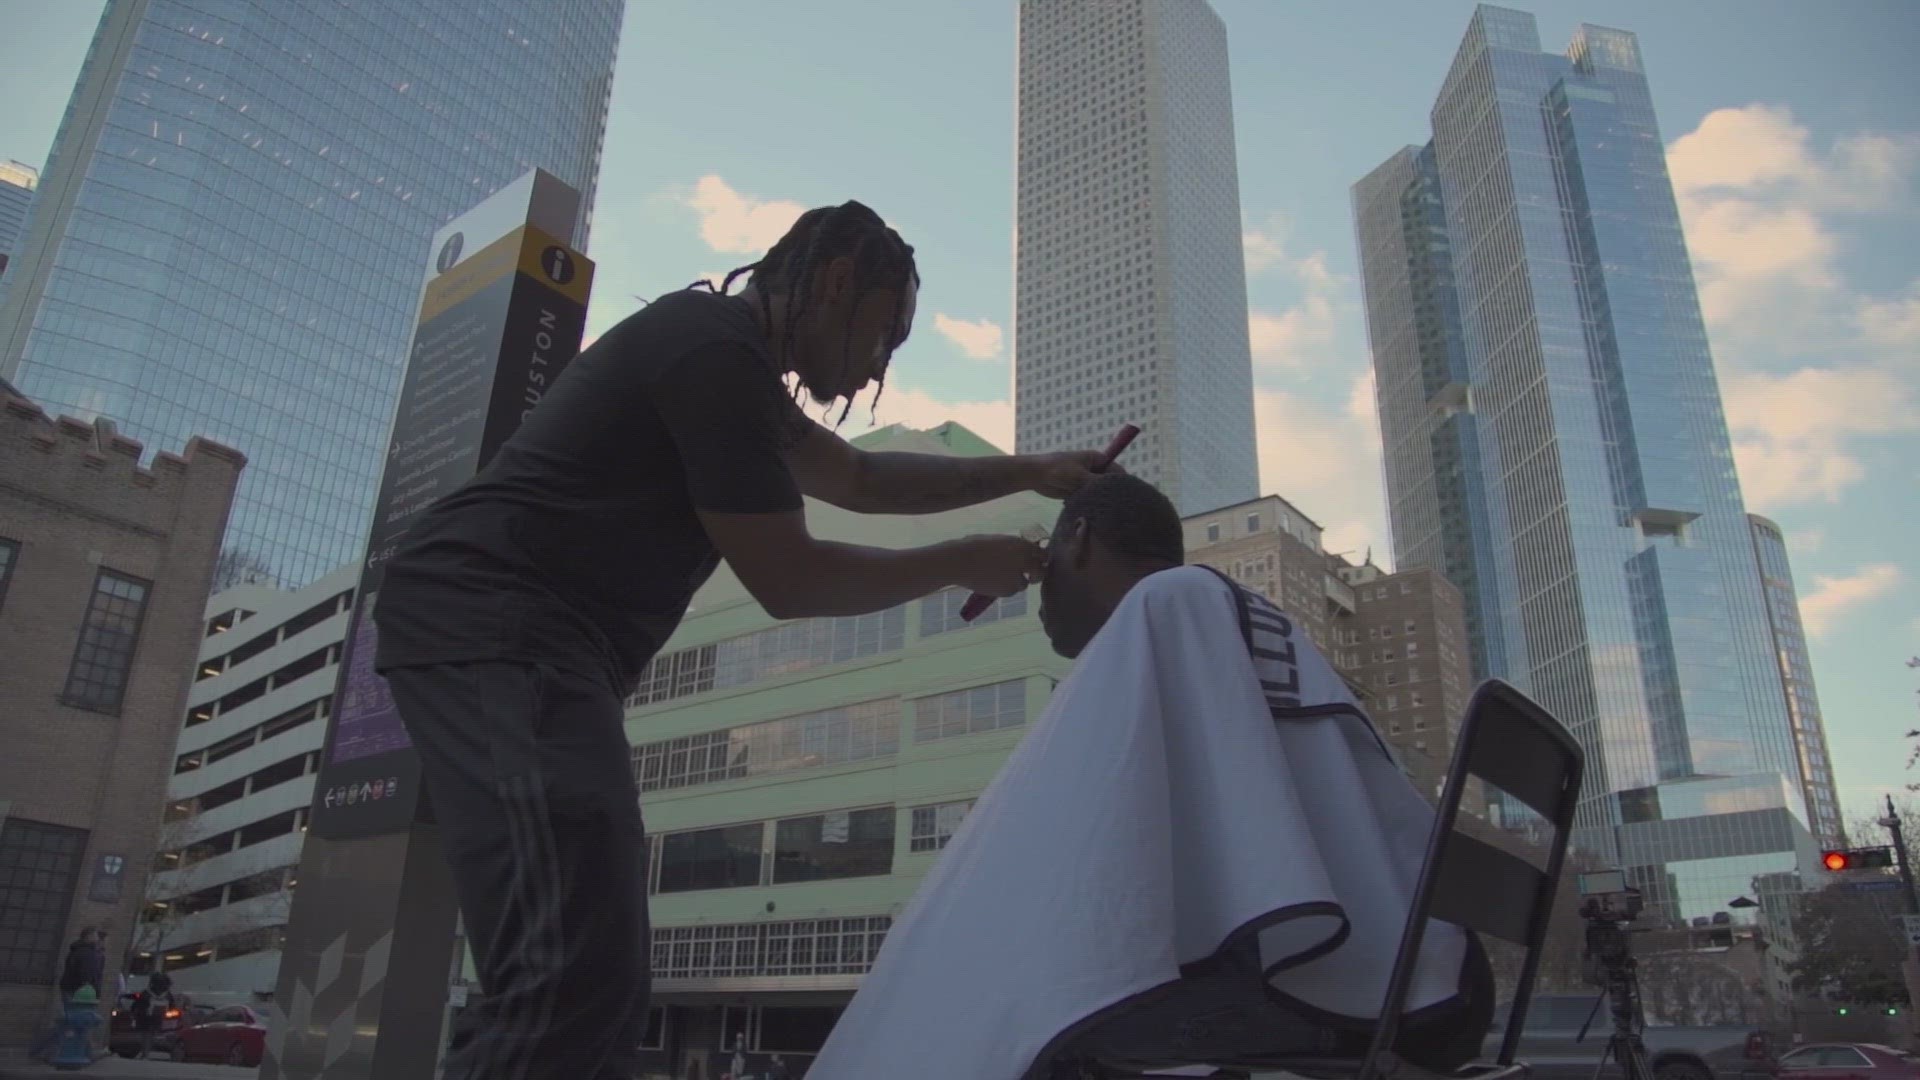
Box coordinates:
[1353,6,1829,924]
[1014,0,1260,516]
[0,0,622,588]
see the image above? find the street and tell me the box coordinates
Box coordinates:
[0,1050,245,1080]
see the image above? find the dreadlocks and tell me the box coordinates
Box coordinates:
[692,200,920,427]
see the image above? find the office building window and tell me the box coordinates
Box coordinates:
[913,680,1028,743]
[909,800,974,853]
[651,917,890,982]
[63,569,152,715]
[921,587,1027,636]
[631,699,900,794]
[0,819,89,984]
[0,537,18,613]
[772,807,895,884]
[656,823,764,895]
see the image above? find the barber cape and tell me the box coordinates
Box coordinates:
[809,566,1469,1079]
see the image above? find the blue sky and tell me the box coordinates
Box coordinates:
[3,1,1915,825]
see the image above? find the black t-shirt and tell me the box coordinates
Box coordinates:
[372,290,812,692]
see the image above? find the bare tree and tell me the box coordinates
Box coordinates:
[210,548,278,595]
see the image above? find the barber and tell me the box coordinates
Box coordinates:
[371,201,1109,1080]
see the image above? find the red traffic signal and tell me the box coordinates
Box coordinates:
[1822,847,1895,871]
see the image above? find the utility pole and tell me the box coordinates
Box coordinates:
[1881,795,1920,1042]
[1884,794,1919,915]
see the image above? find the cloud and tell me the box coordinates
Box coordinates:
[1245,216,1348,375]
[1252,370,1388,564]
[1666,105,1920,509]
[684,175,806,256]
[932,313,1005,361]
[1785,528,1825,557]
[1798,563,1904,639]
[1721,364,1920,509]
[1244,221,1287,276]
[1668,106,1916,331]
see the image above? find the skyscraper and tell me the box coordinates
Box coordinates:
[0,160,35,274]
[1013,0,1259,517]
[0,1,622,589]
[1354,6,1829,921]
[1747,514,1843,846]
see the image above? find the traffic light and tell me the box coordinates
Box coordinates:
[1821,847,1895,871]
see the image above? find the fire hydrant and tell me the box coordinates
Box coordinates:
[49,984,101,1070]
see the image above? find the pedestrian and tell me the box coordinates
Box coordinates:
[29,927,106,1061]
[134,970,175,1059]
[372,200,1110,1080]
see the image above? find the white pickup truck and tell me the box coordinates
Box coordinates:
[1486,994,1775,1080]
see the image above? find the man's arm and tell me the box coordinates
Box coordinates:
[698,508,1019,618]
[785,423,1041,515]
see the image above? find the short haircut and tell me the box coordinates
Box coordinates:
[1055,473,1184,567]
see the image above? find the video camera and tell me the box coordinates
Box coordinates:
[1576,869,1643,923]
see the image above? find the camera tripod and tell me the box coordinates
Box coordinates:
[1578,917,1655,1080]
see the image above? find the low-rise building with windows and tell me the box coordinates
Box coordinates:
[0,382,242,1045]
[616,421,1073,1075]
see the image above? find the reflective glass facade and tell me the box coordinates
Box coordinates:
[1354,6,1822,922]
[1014,0,1259,516]
[1747,514,1843,845]
[0,0,621,589]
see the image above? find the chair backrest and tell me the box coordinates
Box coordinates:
[1360,678,1584,1079]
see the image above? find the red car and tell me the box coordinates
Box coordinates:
[170,1003,267,1068]
[1774,1044,1920,1080]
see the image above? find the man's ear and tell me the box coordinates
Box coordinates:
[1066,517,1094,568]
[814,255,855,305]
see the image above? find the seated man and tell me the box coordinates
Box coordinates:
[810,474,1493,1080]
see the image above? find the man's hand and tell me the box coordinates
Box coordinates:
[1025,450,1126,500]
[947,534,1049,597]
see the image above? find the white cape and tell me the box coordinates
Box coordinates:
[810,567,1467,1079]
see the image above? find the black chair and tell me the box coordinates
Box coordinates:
[1047,678,1586,1080]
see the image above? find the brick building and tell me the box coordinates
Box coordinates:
[1184,495,1476,807]
[1330,559,1476,805]
[0,380,243,1045]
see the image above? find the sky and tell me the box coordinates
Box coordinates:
[1,1,1915,826]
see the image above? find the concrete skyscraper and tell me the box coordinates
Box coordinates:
[0,1,622,589]
[1013,0,1259,517]
[1353,6,1837,921]
[0,161,35,275]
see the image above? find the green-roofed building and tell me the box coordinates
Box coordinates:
[519,421,1075,1076]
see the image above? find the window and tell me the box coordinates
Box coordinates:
[914,680,1027,742]
[1405,620,1418,635]
[631,699,900,794]
[651,916,890,982]
[1400,581,1412,595]
[1406,640,1420,657]
[910,800,973,853]
[921,587,1026,635]
[657,823,764,894]
[772,807,894,884]
[756,1005,843,1053]
[1386,694,1399,711]
[1409,666,1423,683]
[0,537,18,613]
[1245,513,1260,533]
[1411,691,1425,708]
[640,1008,666,1051]
[63,569,152,714]
[0,818,89,984]
[1206,523,1220,543]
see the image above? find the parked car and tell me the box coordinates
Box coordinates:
[106,993,209,1059]
[1486,994,1775,1080]
[170,1004,268,1068]
[1773,1044,1920,1080]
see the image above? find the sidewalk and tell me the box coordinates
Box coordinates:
[0,1049,240,1080]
